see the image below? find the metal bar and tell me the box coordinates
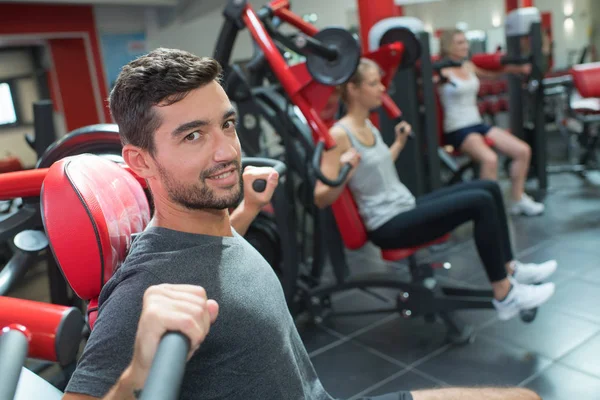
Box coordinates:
[0,251,37,296]
[418,31,442,192]
[0,329,29,400]
[243,6,334,149]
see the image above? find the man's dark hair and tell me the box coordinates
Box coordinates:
[109,48,223,155]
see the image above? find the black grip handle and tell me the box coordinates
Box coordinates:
[392,116,415,140]
[312,141,352,187]
[139,332,190,400]
[0,329,29,400]
[241,157,287,193]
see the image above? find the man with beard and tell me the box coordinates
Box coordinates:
[63,48,541,400]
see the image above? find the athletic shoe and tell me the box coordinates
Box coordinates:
[511,260,558,284]
[510,193,545,216]
[493,277,555,321]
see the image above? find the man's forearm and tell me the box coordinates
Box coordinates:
[101,366,143,400]
[230,201,260,236]
[412,387,540,400]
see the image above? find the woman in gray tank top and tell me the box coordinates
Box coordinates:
[314,58,557,322]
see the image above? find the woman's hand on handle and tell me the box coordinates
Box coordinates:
[339,148,361,180]
[314,127,356,209]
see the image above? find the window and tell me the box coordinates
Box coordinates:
[0,82,18,126]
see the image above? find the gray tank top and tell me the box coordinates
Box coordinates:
[336,120,416,231]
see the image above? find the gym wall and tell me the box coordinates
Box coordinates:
[0,3,110,168]
[146,0,358,64]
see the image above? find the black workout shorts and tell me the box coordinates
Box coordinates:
[355,391,413,400]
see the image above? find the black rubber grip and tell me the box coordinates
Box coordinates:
[241,157,287,193]
[312,141,352,187]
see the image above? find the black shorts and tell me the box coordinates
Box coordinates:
[445,123,492,149]
[355,391,413,400]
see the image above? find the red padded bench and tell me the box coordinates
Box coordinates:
[41,155,150,329]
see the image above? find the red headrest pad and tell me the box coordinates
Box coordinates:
[571,62,600,99]
[41,154,150,300]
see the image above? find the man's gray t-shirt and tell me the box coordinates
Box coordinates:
[66,226,332,400]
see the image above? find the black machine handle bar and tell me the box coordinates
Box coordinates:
[241,157,287,192]
[312,141,352,187]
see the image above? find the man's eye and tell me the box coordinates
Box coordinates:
[223,119,236,129]
[185,131,201,141]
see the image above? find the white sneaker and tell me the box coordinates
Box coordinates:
[510,193,545,216]
[493,277,555,321]
[511,260,558,284]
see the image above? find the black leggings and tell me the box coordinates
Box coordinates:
[368,180,512,283]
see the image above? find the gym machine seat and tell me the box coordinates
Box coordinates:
[331,187,449,260]
[41,154,150,330]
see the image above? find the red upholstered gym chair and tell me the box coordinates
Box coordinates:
[561,63,600,172]
[331,187,448,261]
[41,154,150,330]
[318,185,497,344]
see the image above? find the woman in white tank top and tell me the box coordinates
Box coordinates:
[438,29,544,217]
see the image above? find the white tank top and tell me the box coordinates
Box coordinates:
[335,121,416,231]
[438,70,483,133]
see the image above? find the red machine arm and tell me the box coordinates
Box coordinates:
[0,296,84,365]
[0,168,48,201]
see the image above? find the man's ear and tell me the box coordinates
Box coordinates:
[122,144,156,179]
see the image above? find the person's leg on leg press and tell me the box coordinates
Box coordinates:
[469,180,556,283]
[414,180,556,284]
[368,190,555,320]
[486,127,544,216]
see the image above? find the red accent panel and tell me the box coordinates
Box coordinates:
[394,6,404,17]
[381,234,449,261]
[0,297,73,362]
[0,4,110,124]
[41,155,150,303]
[0,168,48,201]
[506,0,519,13]
[357,0,396,52]
[571,63,600,98]
[471,53,505,71]
[0,156,23,173]
[521,0,533,7]
[46,71,59,112]
[49,39,99,132]
[330,188,368,250]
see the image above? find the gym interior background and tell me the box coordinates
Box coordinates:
[2,0,600,399]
